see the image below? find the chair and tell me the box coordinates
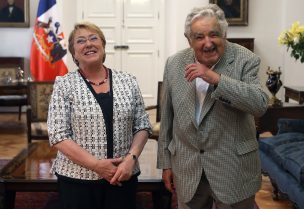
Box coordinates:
[0,57,27,120]
[145,81,163,140]
[27,81,54,144]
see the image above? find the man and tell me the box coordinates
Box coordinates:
[0,0,24,22]
[157,4,269,209]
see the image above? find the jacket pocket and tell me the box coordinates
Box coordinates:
[236,140,258,155]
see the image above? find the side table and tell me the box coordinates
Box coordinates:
[284,86,304,104]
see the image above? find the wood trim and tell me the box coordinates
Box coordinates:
[227,38,254,52]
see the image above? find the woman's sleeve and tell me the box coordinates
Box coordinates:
[131,77,152,136]
[47,77,73,146]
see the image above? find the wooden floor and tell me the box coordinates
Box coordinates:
[0,112,294,209]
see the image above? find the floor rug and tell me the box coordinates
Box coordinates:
[2,191,175,209]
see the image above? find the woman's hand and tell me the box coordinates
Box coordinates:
[94,158,123,183]
[110,154,136,185]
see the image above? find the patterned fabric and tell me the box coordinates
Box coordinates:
[28,82,54,122]
[0,68,16,79]
[47,69,151,180]
[157,41,269,204]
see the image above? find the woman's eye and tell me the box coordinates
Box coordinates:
[90,36,99,42]
[76,39,86,44]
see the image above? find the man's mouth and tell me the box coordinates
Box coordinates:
[203,45,216,53]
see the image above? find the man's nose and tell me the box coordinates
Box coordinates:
[204,36,213,47]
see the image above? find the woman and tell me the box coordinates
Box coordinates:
[47,22,151,209]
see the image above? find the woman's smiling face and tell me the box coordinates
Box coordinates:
[73,28,105,67]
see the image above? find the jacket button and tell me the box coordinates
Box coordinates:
[200,150,204,154]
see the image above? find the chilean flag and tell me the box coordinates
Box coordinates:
[30,0,68,81]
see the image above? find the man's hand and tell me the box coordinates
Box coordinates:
[185,63,220,84]
[162,168,175,193]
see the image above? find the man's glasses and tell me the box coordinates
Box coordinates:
[75,35,100,45]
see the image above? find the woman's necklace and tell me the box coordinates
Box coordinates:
[79,68,108,86]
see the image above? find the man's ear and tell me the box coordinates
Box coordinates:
[223,32,227,39]
[184,33,192,46]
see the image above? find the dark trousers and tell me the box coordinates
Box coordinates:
[57,174,138,209]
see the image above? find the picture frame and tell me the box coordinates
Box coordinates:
[209,0,248,26]
[0,0,29,27]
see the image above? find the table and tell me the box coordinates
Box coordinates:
[284,86,304,104]
[0,141,171,209]
[255,102,304,135]
[0,80,27,95]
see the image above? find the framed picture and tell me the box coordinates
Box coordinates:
[210,0,248,26]
[0,0,29,27]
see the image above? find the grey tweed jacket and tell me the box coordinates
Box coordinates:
[157,41,269,204]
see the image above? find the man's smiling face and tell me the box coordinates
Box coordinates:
[188,16,226,68]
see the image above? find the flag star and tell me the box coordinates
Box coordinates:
[47,35,54,43]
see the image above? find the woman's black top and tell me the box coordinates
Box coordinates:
[79,69,114,158]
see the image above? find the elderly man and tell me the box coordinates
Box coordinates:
[157,4,269,209]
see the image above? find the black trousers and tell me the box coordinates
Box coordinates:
[57,174,138,209]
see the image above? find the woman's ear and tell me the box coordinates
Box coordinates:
[72,56,79,66]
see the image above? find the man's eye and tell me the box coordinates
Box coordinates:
[195,36,203,40]
[210,32,220,38]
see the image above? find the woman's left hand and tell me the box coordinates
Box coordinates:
[110,155,136,185]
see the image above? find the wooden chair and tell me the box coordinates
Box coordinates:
[0,57,27,120]
[26,81,54,144]
[145,81,163,140]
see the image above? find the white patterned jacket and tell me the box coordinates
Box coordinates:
[47,69,151,180]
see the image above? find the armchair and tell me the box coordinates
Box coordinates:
[145,81,163,140]
[0,57,27,120]
[26,81,54,144]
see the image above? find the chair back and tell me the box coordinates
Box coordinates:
[0,58,27,120]
[156,81,163,122]
[144,81,163,140]
[27,81,54,143]
[0,57,24,79]
[0,68,16,81]
[27,81,54,122]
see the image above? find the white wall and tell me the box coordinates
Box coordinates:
[0,0,303,100]
[282,0,304,87]
[164,0,292,100]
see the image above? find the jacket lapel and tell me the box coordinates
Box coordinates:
[179,49,198,128]
[184,79,197,128]
[198,41,235,124]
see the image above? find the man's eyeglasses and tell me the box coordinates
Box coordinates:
[75,35,100,45]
